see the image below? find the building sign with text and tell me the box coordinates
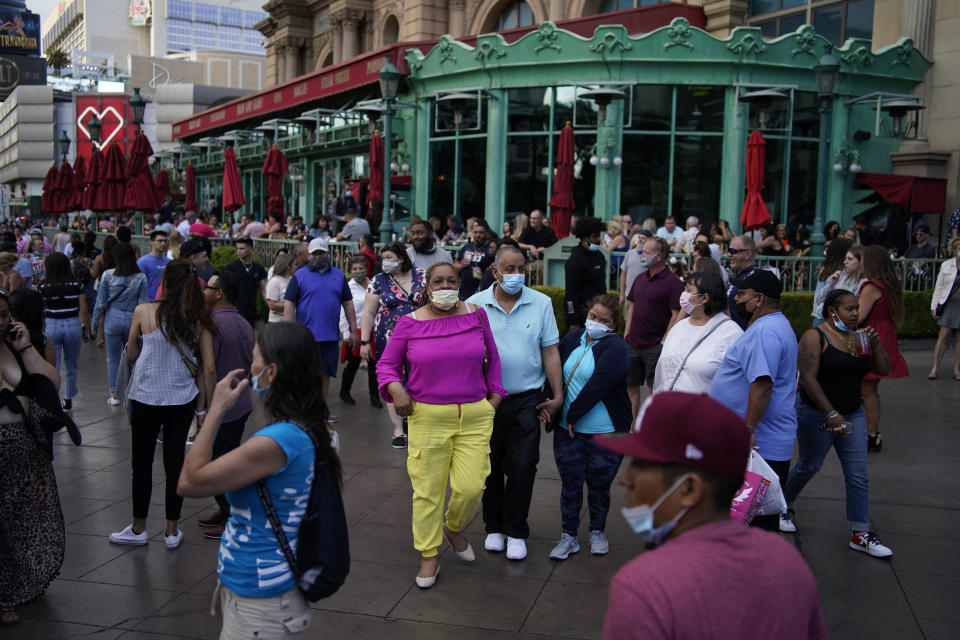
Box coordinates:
[0,54,45,101]
[0,9,40,56]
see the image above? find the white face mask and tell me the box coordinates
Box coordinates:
[430,288,459,310]
[584,319,611,339]
[381,260,400,274]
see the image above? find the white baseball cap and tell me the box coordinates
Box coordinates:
[308,237,329,254]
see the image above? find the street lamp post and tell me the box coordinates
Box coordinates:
[378,56,401,242]
[87,114,102,148]
[59,130,71,166]
[129,87,146,136]
[811,50,839,258]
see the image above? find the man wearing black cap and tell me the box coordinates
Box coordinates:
[710,269,798,531]
[180,236,215,284]
[595,392,827,640]
[455,220,496,299]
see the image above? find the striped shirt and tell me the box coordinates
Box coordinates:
[38,282,84,319]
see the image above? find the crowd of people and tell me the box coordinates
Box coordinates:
[0,200,943,637]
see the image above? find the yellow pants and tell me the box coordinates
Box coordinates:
[407,398,495,557]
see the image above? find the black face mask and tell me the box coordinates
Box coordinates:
[735,295,759,320]
[308,256,330,272]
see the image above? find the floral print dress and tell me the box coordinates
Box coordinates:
[370,269,425,356]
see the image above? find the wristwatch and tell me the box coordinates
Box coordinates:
[360,340,370,345]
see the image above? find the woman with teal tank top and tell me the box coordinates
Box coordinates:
[178,322,343,639]
[547,294,631,561]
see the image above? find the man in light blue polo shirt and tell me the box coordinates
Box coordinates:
[468,246,563,561]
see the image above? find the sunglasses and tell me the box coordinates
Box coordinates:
[204,285,221,292]
[728,247,747,255]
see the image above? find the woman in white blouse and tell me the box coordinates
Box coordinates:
[653,270,743,394]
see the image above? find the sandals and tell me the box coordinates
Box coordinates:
[1,609,19,625]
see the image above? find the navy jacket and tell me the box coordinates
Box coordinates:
[552,329,632,433]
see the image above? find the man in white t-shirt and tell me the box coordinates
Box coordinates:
[676,216,701,254]
[656,216,684,249]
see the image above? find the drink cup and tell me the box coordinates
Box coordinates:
[854,330,871,357]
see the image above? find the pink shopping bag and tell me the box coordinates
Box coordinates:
[730,470,769,525]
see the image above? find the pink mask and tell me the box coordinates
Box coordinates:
[679,291,701,315]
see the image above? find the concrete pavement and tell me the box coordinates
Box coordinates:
[9,339,960,639]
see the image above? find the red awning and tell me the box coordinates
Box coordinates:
[855,172,948,214]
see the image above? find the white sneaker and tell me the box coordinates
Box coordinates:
[327,413,339,424]
[165,529,183,550]
[109,524,148,546]
[779,510,798,533]
[849,531,893,558]
[107,394,121,406]
[506,537,527,560]
[589,530,609,555]
[484,532,505,552]
[549,533,580,560]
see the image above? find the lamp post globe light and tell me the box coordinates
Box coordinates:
[129,87,146,136]
[811,50,840,257]
[87,114,102,147]
[378,56,401,241]
[59,130,71,164]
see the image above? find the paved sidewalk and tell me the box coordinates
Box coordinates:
[9,341,960,639]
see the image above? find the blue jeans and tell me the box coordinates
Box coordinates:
[47,316,82,399]
[104,309,134,392]
[785,398,871,531]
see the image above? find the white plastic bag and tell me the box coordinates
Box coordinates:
[748,450,787,516]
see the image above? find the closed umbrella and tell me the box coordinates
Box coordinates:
[42,164,58,213]
[548,121,576,239]
[261,145,288,219]
[124,133,160,213]
[222,146,245,213]
[154,167,171,201]
[71,155,86,212]
[54,162,75,214]
[96,143,127,212]
[740,130,773,231]
[184,162,198,213]
[367,131,384,210]
[82,150,102,211]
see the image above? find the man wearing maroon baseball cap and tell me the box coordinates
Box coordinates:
[596,392,828,640]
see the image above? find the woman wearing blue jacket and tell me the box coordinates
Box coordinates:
[546,293,630,561]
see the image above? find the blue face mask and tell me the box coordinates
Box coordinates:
[249,371,270,399]
[621,474,690,547]
[832,312,854,333]
[499,273,525,295]
[588,243,601,252]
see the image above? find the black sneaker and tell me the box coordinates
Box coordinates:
[867,433,882,453]
[62,398,72,411]
[391,434,407,449]
[339,392,356,406]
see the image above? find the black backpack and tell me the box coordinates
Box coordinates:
[256,424,350,601]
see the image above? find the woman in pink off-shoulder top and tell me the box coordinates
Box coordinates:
[377,261,506,589]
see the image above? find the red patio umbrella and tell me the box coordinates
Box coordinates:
[95,143,127,212]
[184,162,198,212]
[548,121,576,239]
[124,133,160,213]
[740,130,772,231]
[53,161,75,214]
[222,146,245,213]
[71,155,86,211]
[154,167,171,202]
[41,164,58,213]
[367,131,384,209]
[261,145,288,219]
[82,150,102,211]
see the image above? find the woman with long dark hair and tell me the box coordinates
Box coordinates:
[858,246,908,453]
[178,322,342,637]
[8,289,56,366]
[37,253,90,410]
[109,260,215,549]
[812,238,853,326]
[92,235,118,348]
[91,243,149,405]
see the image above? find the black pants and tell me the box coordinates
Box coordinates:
[130,399,196,521]
[340,354,377,399]
[212,412,251,514]
[751,458,790,532]
[482,390,541,539]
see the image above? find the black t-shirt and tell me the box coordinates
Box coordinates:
[224,259,268,324]
[458,242,495,299]
[518,226,558,250]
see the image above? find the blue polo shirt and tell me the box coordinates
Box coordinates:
[284,264,351,342]
[467,284,559,394]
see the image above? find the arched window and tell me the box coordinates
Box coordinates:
[497,1,534,30]
[382,15,399,45]
[598,0,664,13]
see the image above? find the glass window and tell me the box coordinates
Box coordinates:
[749,0,779,16]
[628,85,671,131]
[787,140,818,226]
[508,87,551,132]
[757,20,777,38]
[672,135,723,224]
[169,0,192,20]
[621,135,670,223]
[791,91,819,138]
[845,0,874,40]
[758,137,786,223]
[497,1,534,30]
[813,5,843,45]
[779,12,805,34]
[506,135,550,215]
[435,96,485,133]
[600,0,632,12]
[675,86,724,132]
[783,0,806,8]
[429,138,486,220]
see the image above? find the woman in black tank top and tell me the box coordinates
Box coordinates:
[782,289,896,559]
